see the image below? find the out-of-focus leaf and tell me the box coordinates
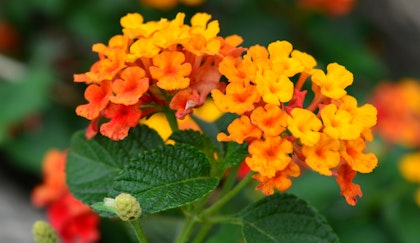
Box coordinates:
[205,224,242,243]
[0,67,53,144]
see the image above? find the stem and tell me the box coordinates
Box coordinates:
[220,165,240,197]
[129,220,149,243]
[200,173,254,218]
[191,223,212,243]
[295,72,309,91]
[204,215,243,225]
[306,93,325,112]
[164,108,179,132]
[175,215,197,243]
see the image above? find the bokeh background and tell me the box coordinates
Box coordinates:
[1,0,420,242]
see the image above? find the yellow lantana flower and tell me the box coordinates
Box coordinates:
[399,153,420,184]
[340,138,378,173]
[302,134,341,176]
[311,62,353,99]
[321,103,362,140]
[287,108,322,146]
[255,71,294,105]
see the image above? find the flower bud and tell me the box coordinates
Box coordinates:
[114,193,141,221]
[32,220,59,243]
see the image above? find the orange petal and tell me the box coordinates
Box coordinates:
[336,164,362,206]
[100,103,142,140]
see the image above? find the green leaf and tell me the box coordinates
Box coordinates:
[66,125,164,205]
[238,193,339,243]
[169,129,216,159]
[0,67,53,144]
[111,144,219,216]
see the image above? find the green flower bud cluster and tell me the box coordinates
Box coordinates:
[32,220,59,243]
[115,193,142,221]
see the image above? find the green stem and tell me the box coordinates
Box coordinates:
[220,165,240,198]
[164,108,179,132]
[191,223,212,243]
[175,215,197,243]
[200,173,254,218]
[129,220,149,243]
[204,215,243,225]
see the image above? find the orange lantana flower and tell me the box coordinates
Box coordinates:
[75,12,244,140]
[110,66,149,105]
[340,138,378,173]
[371,79,420,147]
[32,149,99,243]
[253,162,301,194]
[100,103,142,140]
[250,104,288,137]
[212,83,260,115]
[76,81,112,120]
[217,115,262,144]
[336,164,362,206]
[246,137,293,178]
[150,51,192,90]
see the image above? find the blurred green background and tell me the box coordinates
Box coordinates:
[1,0,420,242]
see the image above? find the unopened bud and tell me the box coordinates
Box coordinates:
[114,193,141,221]
[32,220,59,243]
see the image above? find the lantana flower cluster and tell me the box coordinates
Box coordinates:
[74,12,243,140]
[371,79,420,147]
[31,149,99,243]
[75,12,378,206]
[371,79,420,206]
[212,40,378,205]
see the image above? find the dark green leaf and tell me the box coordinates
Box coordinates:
[66,125,164,205]
[111,144,219,216]
[238,193,339,243]
[169,129,216,159]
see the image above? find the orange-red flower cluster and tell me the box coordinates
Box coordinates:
[75,12,243,140]
[140,0,205,11]
[371,79,420,147]
[212,40,378,205]
[32,149,99,243]
[371,79,420,206]
[297,0,356,16]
